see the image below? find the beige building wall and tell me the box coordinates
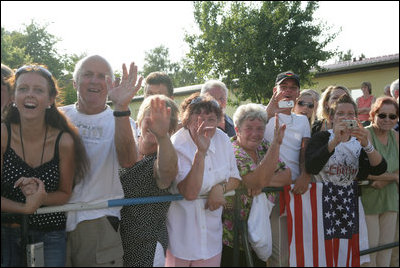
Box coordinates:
[308,66,399,96]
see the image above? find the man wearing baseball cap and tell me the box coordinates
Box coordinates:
[264,71,311,267]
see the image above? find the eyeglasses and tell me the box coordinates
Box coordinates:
[377,113,398,120]
[297,100,314,109]
[15,65,53,78]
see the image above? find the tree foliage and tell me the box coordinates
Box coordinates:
[141,45,200,89]
[185,1,339,104]
[1,21,86,105]
[337,49,366,62]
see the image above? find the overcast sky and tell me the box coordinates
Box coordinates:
[1,1,399,72]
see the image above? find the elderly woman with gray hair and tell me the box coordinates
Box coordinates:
[221,103,292,267]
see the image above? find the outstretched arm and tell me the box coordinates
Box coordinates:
[107,62,143,168]
[146,97,178,189]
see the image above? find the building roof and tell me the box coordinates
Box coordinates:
[315,53,399,76]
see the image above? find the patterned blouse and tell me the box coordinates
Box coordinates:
[119,153,171,267]
[222,137,286,248]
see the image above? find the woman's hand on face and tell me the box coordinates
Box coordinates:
[192,120,213,154]
[147,97,171,139]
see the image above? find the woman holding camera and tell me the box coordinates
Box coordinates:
[305,94,386,186]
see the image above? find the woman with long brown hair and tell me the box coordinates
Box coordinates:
[1,64,89,266]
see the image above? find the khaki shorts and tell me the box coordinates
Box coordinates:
[66,216,123,267]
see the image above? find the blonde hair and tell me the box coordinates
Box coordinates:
[317,85,351,120]
[295,90,318,127]
[137,94,179,134]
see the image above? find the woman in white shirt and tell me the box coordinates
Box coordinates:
[165,93,241,267]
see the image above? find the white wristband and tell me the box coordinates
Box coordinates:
[363,140,375,154]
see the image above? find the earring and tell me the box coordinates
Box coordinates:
[47,105,52,109]
[12,103,17,107]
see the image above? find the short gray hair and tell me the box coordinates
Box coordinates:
[390,79,399,97]
[233,103,268,129]
[200,80,228,98]
[73,55,114,83]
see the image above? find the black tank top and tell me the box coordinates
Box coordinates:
[1,123,66,231]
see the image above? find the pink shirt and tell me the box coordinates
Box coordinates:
[357,95,374,121]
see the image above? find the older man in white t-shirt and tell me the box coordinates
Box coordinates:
[264,71,311,267]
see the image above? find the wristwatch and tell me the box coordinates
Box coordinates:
[113,110,131,117]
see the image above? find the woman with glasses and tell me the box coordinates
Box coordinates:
[165,93,241,267]
[293,90,318,127]
[361,96,399,267]
[1,64,89,267]
[221,103,291,266]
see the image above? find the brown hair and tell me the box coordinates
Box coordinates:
[144,72,174,97]
[5,64,89,185]
[361,81,372,94]
[369,96,399,122]
[329,94,358,118]
[180,92,222,128]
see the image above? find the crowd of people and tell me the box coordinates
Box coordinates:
[1,57,399,267]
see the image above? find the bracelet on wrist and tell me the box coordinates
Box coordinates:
[363,140,375,154]
[113,110,131,117]
[219,182,227,194]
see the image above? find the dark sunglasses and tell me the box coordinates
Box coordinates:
[16,65,53,78]
[377,113,398,120]
[297,100,314,109]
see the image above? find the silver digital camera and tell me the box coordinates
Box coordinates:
[278,100,294,108]
[343,119,358,129]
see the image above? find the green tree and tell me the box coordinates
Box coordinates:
[185,1,338,104]
[1,27,32,68]
[337,49,366,62]
[1,21,87,105]
[142,45,172,77]
[141,45,201,88]
[57,53,87,105]
[338,49,353,61]
[1,21,65,78]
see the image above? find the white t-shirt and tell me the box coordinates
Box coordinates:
[167,128,241,260]
[314,129,361,187]
[60,104,138,232]
[264,113,310,181]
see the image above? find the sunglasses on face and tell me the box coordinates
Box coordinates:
[297,100,314,109]
[377,113,398,120]
[16,65,53,78]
